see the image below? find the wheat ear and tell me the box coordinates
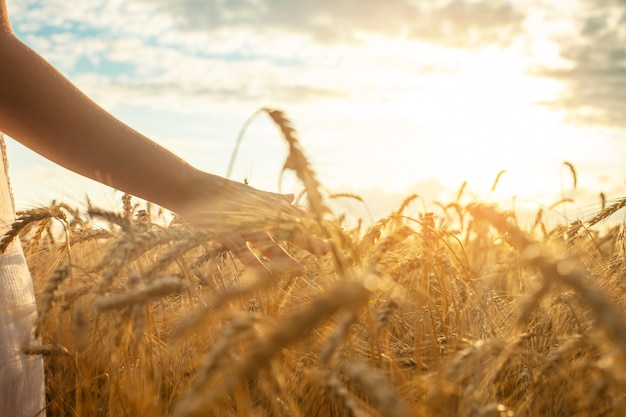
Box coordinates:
[262,108,327,219]
[174,281,370,417]
[0,206,68,253]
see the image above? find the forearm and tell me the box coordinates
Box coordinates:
[0,31,203,210]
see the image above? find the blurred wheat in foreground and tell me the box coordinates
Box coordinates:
[9,109,626,417]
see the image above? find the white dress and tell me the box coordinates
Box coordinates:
[0,133,46,417]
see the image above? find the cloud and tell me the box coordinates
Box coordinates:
[22,0,626,134]
[7,0,528,115]
[534,1,626,128]
[76,76,347,106]
[135,0,525,48]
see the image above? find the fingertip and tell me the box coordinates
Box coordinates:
[280,193,295,203]
[291,234,329,256]
[314,239,329,255]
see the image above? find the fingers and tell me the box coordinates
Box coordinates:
[246,233,305,274]
[234,180,294,204]
[286,229,329,256]
[231,187,327,256]
[221,234,266,270]
[277,193,295,203]
[222,232,305,274]
[193,177,325,271]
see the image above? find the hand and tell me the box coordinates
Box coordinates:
[173,172,328,273]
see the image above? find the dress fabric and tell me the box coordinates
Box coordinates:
[0,133,46,417]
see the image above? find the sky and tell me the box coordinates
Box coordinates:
[4,0,626,223]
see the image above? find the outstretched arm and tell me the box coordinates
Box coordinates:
[0,2,202,211]
[0,0,326,269]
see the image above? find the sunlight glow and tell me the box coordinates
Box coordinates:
[7,0,626,222]
[305,39,574,202]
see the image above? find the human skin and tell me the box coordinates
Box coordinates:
[0,2,325,416]
[0,0,325,266]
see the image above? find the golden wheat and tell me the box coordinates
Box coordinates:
[8,109,626,416]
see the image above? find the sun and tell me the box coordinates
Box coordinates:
[358,44,571,200]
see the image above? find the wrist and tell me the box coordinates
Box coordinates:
[163,168,227,215]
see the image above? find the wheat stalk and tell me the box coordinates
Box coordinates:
[174,281,369,417]
[95,276,187,311]
[470,204,626,362]
[0,205,69,253]
[175,312,259,415]
[88,207,132,234]
[262,108,328,219]
[36,265,71,337]
[343,362,410,417]
[319,311,358,365]
[316,368,363,417]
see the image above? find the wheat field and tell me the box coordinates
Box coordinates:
[10,109,626,416]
